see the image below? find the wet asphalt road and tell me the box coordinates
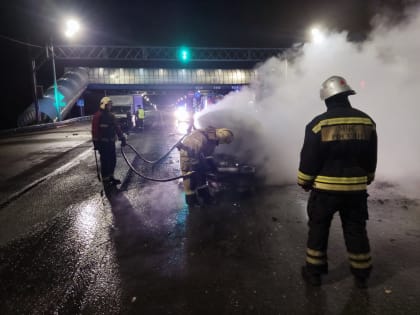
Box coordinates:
[0,112,420,314]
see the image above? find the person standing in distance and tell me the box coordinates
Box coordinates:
[92,96,127,186]
[136,106,145,130]
[298,75,377,288]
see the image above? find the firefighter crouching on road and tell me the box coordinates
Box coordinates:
[92,96,127,186]
[298,75,377,288]
[178,126,234,207]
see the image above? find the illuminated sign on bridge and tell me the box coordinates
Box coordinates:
[85,67,258,89]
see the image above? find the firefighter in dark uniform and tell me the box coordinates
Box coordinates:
[298,76,377,288]
[178,126,234,206]
[92,96,127,186]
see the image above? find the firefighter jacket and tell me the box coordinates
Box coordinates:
[92,109,124,144]
[137,108,145,119]
[179,128,218,172]
[298,100,377,193]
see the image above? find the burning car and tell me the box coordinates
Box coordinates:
[207,154,256,198]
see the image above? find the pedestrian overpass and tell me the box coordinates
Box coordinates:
[18,45,287,126]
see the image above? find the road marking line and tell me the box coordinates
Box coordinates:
[0,148,92,209]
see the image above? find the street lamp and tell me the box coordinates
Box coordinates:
[310,27,325,44]
[64,19,81,38]
[50,18,81,121]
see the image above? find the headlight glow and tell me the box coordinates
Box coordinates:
[174,107,191,121]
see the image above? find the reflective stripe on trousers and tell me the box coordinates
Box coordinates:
[305,190,372,278]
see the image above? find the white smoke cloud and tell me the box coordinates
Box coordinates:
[197,5,420,197]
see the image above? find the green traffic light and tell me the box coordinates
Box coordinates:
[182,50,188,60]
[178,47,190,63]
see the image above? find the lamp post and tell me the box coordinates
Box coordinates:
[50,18,81,121]
[31,59,40,124]
[30,18,81,124]
[49,38,60,121]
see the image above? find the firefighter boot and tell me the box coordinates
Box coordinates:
[110,176,121,185]
[185,194,200,207]
[301,266,321,287]
[197,186,215,205]
[354,276,368,289]
[102,176,112,187]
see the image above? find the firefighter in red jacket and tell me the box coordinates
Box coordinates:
[92,96,127,185]
[178,126,234,206]
[298,76,377,288]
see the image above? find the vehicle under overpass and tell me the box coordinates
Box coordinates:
[18,45,289,126]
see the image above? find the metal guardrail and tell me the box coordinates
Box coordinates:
[0,116,92,137]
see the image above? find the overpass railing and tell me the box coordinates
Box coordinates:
[54,45,287,62]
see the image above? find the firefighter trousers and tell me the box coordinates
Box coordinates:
[98,142,117,181]
[305,190,372,279]
[180,154,209,204]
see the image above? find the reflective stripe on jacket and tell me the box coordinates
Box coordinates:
[298,102,377,193]
[92,109,124,142]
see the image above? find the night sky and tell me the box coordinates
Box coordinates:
[0,0,413,129]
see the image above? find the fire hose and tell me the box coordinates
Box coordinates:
[120,140,194,182]
[129,134,188,165]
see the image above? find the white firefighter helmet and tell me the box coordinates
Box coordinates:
[215,128,234,144]
[320,76,356,101]
[100,96,112,110]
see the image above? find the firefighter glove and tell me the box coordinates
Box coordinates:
[301,184,312,192]
[120,136,127,147]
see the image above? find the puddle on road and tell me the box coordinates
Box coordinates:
[103,181,190,279]
[59,196,123,314]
